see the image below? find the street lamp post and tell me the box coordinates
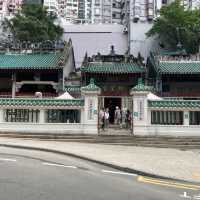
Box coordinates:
[176,27,183,50]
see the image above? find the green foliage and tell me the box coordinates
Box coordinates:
[146,0,200,54]
[3,4,63,42]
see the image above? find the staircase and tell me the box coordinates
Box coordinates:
[0,132,200,149]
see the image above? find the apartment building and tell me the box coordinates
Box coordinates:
[43,0,58,15]
[90,0,121,23]
[0,0,23,20]
[120,0,200,60]
[23,0,43,4]
[44,0,78,21]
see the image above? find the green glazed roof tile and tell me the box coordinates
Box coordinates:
[149,100,200,108]
[0,98,84,107]
[160,49,187,56]
[158,61,200,74]
[0,53,64,70]
[81,62,145,74]
[64,85,81,92]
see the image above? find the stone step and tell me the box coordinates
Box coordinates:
[102,143,200,149]
[1,133,200,142]
[96,138,200,142]
[0,134,95,140]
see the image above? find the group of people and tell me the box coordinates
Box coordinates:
[99,106,132,131]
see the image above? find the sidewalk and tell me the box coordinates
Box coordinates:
[0,137,200,183]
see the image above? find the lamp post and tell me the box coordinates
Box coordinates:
[176,27,183,50]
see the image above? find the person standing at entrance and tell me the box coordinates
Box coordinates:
[99,108,105,131]
[105,108,110,129]
[125,109,132,129]
[115,106,121,126]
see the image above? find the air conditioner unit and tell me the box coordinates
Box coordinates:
[123,27,128,33]
[133,15,139,22]
[153,16,158,21]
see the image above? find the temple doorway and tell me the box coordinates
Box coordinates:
[104,97,121,124]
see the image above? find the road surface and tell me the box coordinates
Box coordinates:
[0,147,198,200]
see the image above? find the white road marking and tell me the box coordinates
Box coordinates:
[42,162,77,169]
[0,158,17,162]
[179,192,192,199]
[101,169,137,177]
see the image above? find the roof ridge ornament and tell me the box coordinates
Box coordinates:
[90,78,95,84]
[131,78,153,92]
[81,78,101,93]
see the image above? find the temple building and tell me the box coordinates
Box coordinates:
[1,40,200,136]
[147,51,200,98]
[0,40,75,98]
[80,46,145,124]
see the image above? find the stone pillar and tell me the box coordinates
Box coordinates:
[81,79,101,134]
[39,109,45,123]
[147,109,152,125]
[130,78,152,135]
[12,73,16,98]
[0,109,4,123]
[183,111,189,126]
[81,108,84,124]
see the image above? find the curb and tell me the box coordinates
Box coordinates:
[0,143,199,185]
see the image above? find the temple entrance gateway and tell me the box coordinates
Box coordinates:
[98,96,133,134]
[104,97,121,124]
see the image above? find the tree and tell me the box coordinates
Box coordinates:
[3,4,63,42]
[146,0,200,54]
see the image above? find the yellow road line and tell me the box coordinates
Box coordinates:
[193,173,200,179]
[137,176,200,191]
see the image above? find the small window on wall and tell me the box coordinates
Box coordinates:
[162,84,170,92]
[137,99,144,120]
[5,109,39,123]
[46,110,80,123]
[151,111,183,125]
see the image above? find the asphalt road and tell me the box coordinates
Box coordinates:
[0,147,198,200]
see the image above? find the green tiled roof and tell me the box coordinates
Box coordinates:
[0,53,64,70]
[158,61,200,74]
[81,62,145,74]
[0,98,84,108]
[149,100,200,108]
[160,49,187,56]
[131,78,153,92]
[81,78,101,92]
[64,85,81,92]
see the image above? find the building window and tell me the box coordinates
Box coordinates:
[5,109,39,123]
[162,0,168,4]
[95,0,100,5]
[46,109,80,123]
[162,84,170,92]
[151,111,183,125]
[189,111,200,125]
[95,8,100,15]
